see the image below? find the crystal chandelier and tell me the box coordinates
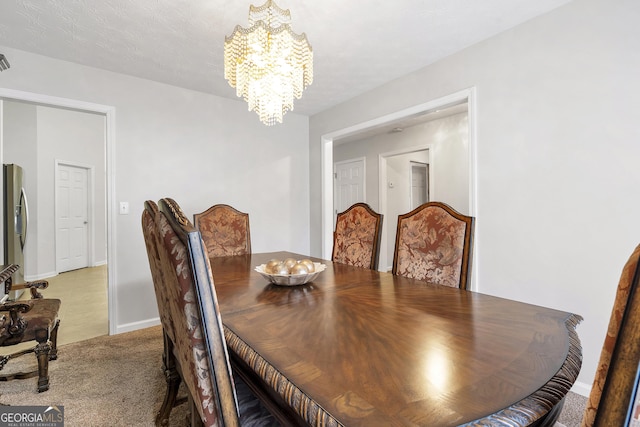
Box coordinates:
[224,0,313,126]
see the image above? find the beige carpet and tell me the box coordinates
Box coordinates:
[0,325,189,426]
[557,391,587,427]
[0,325,587,426]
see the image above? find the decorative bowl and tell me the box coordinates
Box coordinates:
[255,263,326,286]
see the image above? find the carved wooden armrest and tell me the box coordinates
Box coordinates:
[0,301,33,337]
[11,280,49,299]
[0,264,19,295]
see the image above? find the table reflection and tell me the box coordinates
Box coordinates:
[257,283,322,307]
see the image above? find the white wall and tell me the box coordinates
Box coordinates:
[0,46,310,331]
[309,0,640,394]
[430,114,469,214]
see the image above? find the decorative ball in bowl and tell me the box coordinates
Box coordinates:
[255,258,326,286]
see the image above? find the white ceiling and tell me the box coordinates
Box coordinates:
[0,0,572,117]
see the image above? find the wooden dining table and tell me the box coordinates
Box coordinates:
[210,252,582,427]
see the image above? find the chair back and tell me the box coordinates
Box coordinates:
[194,204,251,257]
[392,201,474,289]
[581,243,640,427]
[156,198,240,427]
[332,202,383,270]
[141,200,175,344]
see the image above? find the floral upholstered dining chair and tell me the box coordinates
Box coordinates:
[580,243,640,427]
[332,203,383,270]
[392,201,474,290]
[141,200,180,425]
[153,198,277,427]
[194,204,251,258]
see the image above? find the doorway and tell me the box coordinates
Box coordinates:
[0,89,115,336]
[320,88,477,287]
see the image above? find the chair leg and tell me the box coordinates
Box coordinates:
[49,320,60,361]
[156,372,181,426]
[34,341,51,393]
[161,330,171,372]
[155,365,181,426]
[155,336,181,427]
[0,323,59,392]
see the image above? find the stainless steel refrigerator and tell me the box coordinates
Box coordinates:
[3,163,28,299]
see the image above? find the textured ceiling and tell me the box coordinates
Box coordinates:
[0,0,572,116]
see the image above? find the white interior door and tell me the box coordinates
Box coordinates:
[334,158,365,221]
[56,163,89,272]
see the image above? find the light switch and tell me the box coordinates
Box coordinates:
[119,202,129,215]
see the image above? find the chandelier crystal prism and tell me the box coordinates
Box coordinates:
[224,0,313,126]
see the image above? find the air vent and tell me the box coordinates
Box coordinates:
[0,54,10,71]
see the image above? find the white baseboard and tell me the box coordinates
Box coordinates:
[25,271,58,281]
[115,317,161,335]
[25,263,107,282]
[570,380,591,397]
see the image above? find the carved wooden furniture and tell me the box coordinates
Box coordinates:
[331,202,383,270]
[211,251,582,426]
[581,243,640,427]
[141,200,184,425]
[0,264,61,392]
[146,198,275,426]
[194,204,251,257]
[392,201,474,289]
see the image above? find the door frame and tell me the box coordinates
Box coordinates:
[0,88,116,334]
[54,160,95,272]
[320,87,477,288]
